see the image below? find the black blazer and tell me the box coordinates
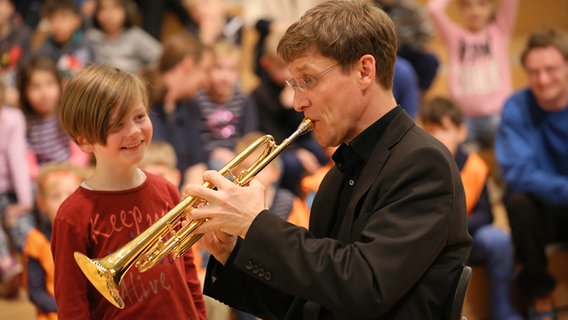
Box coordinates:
[204,110,472,320]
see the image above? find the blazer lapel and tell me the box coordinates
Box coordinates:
[337,111,416,241]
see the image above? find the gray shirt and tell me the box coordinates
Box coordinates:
[86,27,162,74]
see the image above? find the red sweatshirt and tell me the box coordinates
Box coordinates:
[52,172,206,320]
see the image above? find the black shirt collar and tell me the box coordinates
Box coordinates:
[332,106,401,173]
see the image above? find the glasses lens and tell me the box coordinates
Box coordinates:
[285,79,294,89]
[286,79,304,92]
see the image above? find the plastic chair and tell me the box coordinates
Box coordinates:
[446,265,473,320]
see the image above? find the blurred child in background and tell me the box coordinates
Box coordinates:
[427,0,518,150]
[23,162,86,320]
[250,30,327,196]
[241,0,324,80]
[181,0,242,46]
[18,56,90,179]
[418,96,522,320]
[375,0,439,94]
[0,0,33,107]
[145,31,211,187]
[139,141,181,188]
[191,40,258,173]
[36,0,94,80]
[392,55,421,119]
[0,79,34,298]
[86,0,162,74]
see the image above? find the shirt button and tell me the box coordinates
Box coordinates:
[245,261,253,270]
[348,179,355,186]
[252,265,259,274]
[258,268,265,277]
[264,272,272,281]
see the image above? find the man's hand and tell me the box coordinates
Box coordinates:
[197,229,237,265]
[184,170,267,238]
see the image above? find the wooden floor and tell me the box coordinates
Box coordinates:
[0,288,239,320]
[3,288,568,320]
[463,248,568,320]
[0,289,36,320]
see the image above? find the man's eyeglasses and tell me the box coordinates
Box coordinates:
[285,63,339,93]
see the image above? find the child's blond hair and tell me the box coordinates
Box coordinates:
[36,162,88,197]
[139,142,178,169]
[211,40,241,62]
[58,64,148,145]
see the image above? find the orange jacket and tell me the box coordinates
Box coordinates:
[23,228,57,320]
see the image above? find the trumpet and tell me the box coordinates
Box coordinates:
[73,118,314,309]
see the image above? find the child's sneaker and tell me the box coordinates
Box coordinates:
[0,255,22,299]
[528,294,557,320]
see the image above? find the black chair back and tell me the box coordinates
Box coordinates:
[446,265,472,320]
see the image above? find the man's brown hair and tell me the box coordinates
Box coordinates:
[278,0,397,90]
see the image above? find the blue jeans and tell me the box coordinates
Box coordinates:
[468,225,522,320]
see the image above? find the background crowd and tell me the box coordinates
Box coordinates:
[0,0,567,319]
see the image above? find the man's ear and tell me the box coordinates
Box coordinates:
[359,54,376,88]
[76,136,94,154]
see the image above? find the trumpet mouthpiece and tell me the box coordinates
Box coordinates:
[299,118,314,134]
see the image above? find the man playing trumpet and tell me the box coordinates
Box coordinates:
[185,1,472,319]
